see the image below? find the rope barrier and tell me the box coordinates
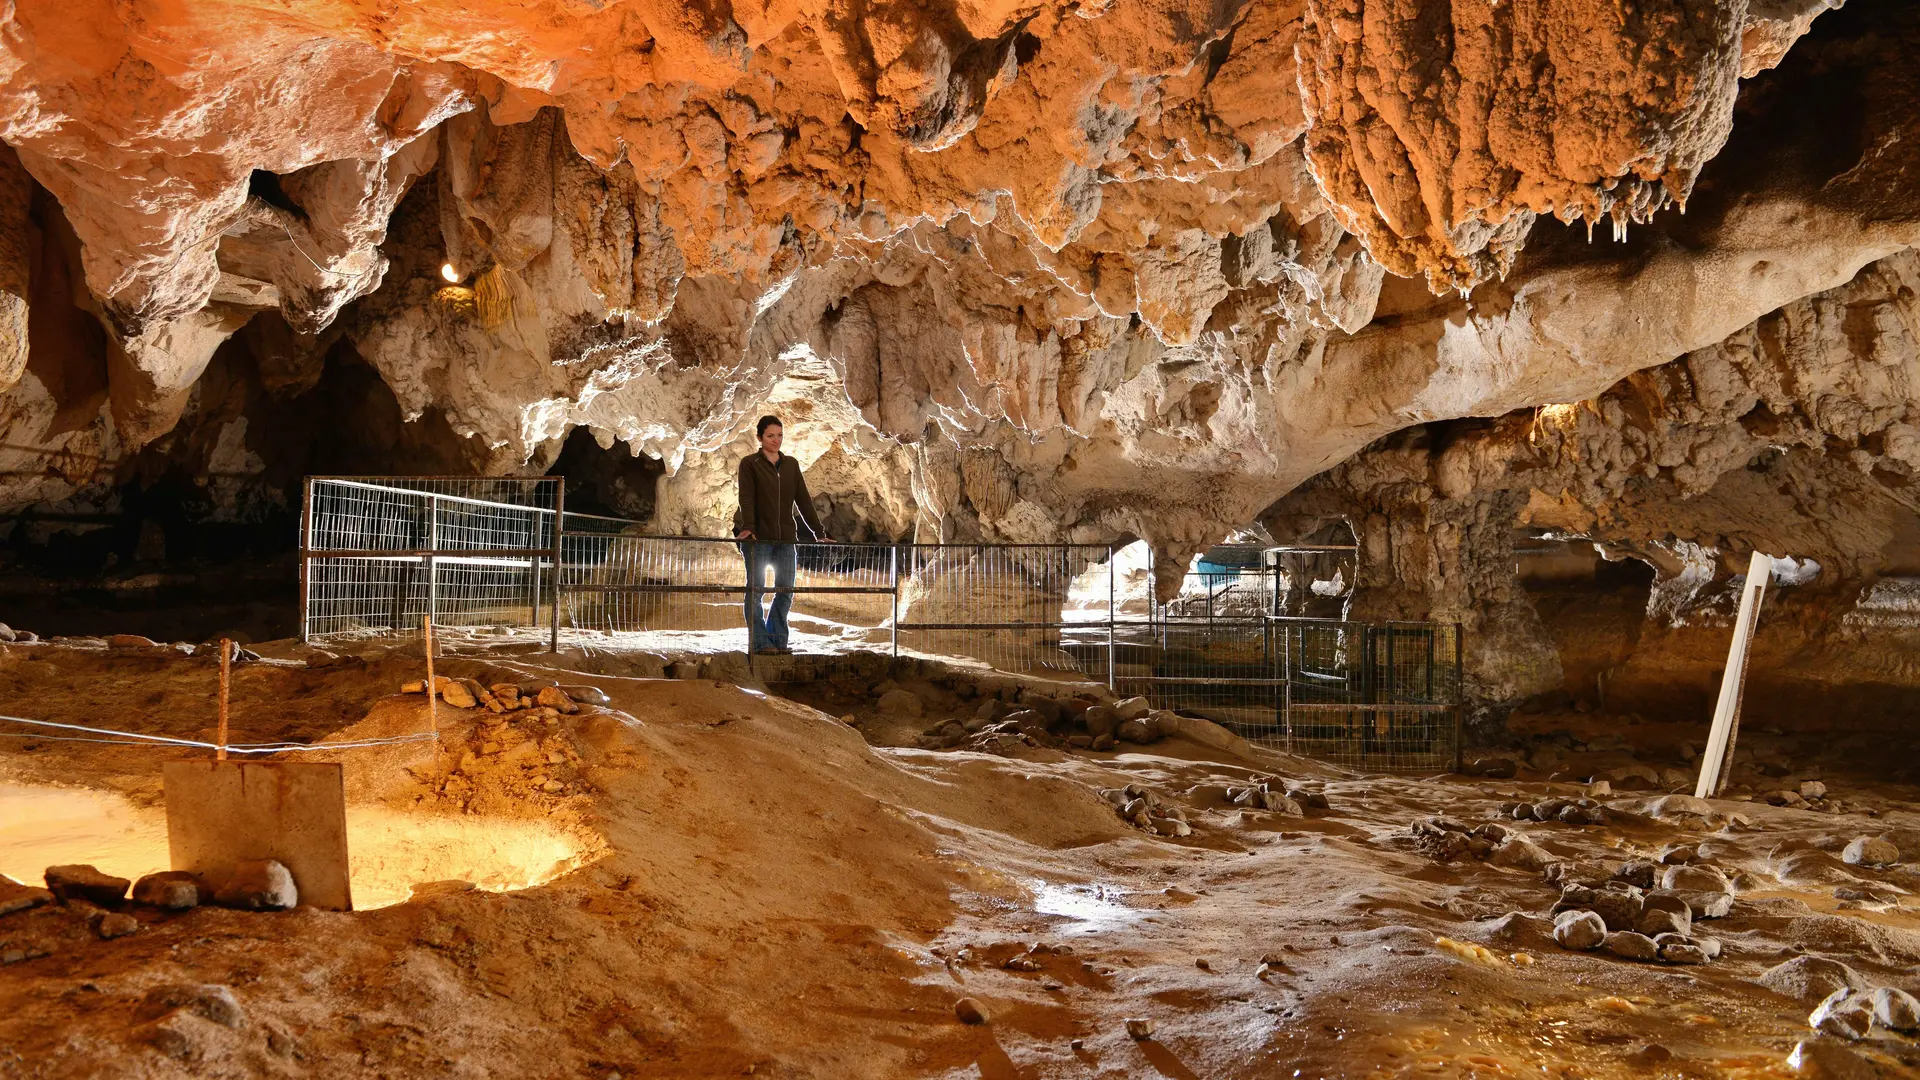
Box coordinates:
[0,714,438,754]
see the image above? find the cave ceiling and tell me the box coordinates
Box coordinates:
[0,0,1915,569]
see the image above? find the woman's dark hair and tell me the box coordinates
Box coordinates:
[756,415,783,437]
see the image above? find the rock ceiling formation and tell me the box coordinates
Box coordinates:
[0,1,1916,623]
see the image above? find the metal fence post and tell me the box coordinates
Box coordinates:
[550,480,565,652]
[298,476,313,643]
[890,544,900,658]
[1106,542,1116,691]
[425,492,439,639]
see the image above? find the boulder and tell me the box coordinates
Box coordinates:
[108,634,160,648]
[433,677,477,709]
[1660,942,1709,965]
[1091,733,1116,752]
[536,686,580,714]
[132,871,202,910]
[558,684,610,706]
[1636,905,1691,939]
[1080,705,1118,738]
[213,859,298,911]
[1113,697,1151,721]
[1648,794,1714,819]
[1552,910,1607,950]
[953,997,987,1025]
[1115,719,1156,744]
[1840,836,1899,867]
[96,911,140,939]
[1489,837,1554,873]
[45,864,130,905]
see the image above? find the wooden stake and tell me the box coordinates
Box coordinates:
[423,615,438,738]
[216,638,232,761]
[1695,551,1771,799]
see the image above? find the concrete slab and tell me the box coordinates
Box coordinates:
[162,760,352,910]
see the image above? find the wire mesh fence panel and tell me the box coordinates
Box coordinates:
[1277,618,1461,773]
[897,544,1113,682]
[1112,618,1281,736]
[303,477,560,641]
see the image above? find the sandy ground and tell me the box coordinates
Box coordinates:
[1,637,1918,1078]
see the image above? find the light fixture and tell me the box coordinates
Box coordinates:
[441,262,459,283]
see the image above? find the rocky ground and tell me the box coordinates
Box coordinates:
[1,635,1918,1078]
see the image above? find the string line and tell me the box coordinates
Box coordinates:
[0,714,437,753]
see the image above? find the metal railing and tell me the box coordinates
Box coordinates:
[300,478,1460,771]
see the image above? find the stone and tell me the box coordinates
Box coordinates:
[1150,818,1193,838]
[1800,780,1827,800]
[1605,932,1659,961]
[0,875,54,916]
[213,859,298,911]
[1840,836,1898,867]
[1115,719,1156,744]
[536,686,580,714]
[1552,910,1607,950]
[1065,735,1093,749]
[1490,837,1554,872]
[1693,936,1723,960]
[1112,697,1151,721]
[559,684,610,706]
[876,688,923,719]
[1661,865,1728,893]
[1555,884,1642,932]
[96,911,139,939]
[1612,860,1658,889]
[1866,987,1920,1032]
[1808,989,1873,1041]
[433,677,477,709]
[1586,780,1612,797]
[1637,906,1691,939]
[1091,734,1116,752]
[108,634,160,648]
[1660,942,1708,965]
[136,983,246,1029]
[1080,705,1118,738]
[1659,844,1698,865]
[132,871,201,910]
[1468,757,1517,779]
[1756,956,1871,1003]
[45,864,130,905]
[953,997,987,1025]
[1125,1018,1155,1040]
[1511,803,1535,820]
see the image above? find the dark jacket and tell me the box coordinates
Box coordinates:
[733,451,823,543]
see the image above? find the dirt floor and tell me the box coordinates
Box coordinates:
[2,637,1918,1078]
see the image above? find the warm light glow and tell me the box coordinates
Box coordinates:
[441,262,459,283]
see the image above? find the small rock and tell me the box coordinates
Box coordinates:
[401,679,426,694]
[1113,697,1151,721]
[1660,844,1699,865]
[1637,906,1691,939]
[45,864,130,905]
[1800,780,1827,800]
[132,871,202,910]
[1091,733,1116,752]
[1587,780,1612,798]
[1660,942,1709,965]
[1552,910,1607,950]
[1605,932,1659,961]
[435,677,478,709]
[1626,1044,1672,1066]
[1511,803,1535,820]
[1693,936,1723,960]
[558,684,609,706]
[536,686,581,714]
[214,859,298,911]
[876,689,923,719]
[953,997,987,1025]
[1612,859,1658,890]
[542,780,565,793]
[1489,837,1554,872]
[1150,818,1193,838]
[1080,705,1118,738]
[1867,987,1920,1033]
[0,875,55,917]
[1115,719,1156,744]
[1469,757,1518,779]
[1661,865,1728,893]
[96,912,139,939]
[1649,794,1714,819]
[1125,1018,1155,1040]
[108,634,160,648]
[1809,989,1873,1041]
[1840,836,1898,867]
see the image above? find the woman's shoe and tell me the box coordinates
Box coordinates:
[755,646,781,656]
[776,646,795,655]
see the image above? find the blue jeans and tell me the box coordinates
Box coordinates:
[743,542,797,650]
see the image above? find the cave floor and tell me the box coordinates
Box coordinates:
[1,639,1918,1078]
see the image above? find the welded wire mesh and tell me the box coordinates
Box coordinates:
[1278,618,1462,772]
[303,477,558,640]
[896,544,1114,681]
